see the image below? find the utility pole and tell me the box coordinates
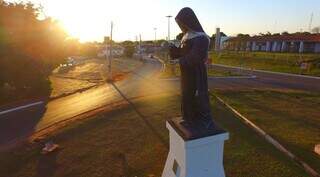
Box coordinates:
[154,28,157,43]
[108,21,113,81]
[308,12,314,32]
[166,15,174,75]
[166,15,172,41]
[139,34,142,48]
[139,34,142,60]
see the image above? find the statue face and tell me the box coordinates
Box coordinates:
[176,19,188,33]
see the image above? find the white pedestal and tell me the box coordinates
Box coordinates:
[162,120,229,177]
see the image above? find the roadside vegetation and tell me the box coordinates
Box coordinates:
[214,89,320,174]
[50,58,142,98]
[0,94,310,177]
[0,2,99,106]
[159,64,242,78]
[210,51,320,76]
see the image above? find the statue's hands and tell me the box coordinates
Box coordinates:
[169,45,181,59]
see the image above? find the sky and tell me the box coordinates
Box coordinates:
[6,0,320,42]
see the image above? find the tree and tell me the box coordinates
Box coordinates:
[220,32,227,37]
[121,40,134,46]
[124,45,135,57]
[155,39,166,45]
[312,27,320,34]
[0,1,71,102]
[79,42,99,57]
[210,32,228,49]
[281,31,290,35]
[121,40,135,58]
[209,34,216,49]
[237,33,250,38]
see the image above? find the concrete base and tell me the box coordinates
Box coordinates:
[162,118,229,177]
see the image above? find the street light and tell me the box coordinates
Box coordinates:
[166,15,172,41]
[107,21,113,82]
[153,27,157,43]
[166,15,175,75]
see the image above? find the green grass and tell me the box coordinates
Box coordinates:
[0,93,310,177]
[214,89,320,174]
[210,51,320,76]
[159,64,242,79]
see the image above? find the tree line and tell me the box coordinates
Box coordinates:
[0,1,98,104]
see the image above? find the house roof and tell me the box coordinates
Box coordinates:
[226,33,320,42]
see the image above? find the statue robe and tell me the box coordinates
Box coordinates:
[172,7,214,127]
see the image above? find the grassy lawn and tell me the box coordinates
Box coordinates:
[210,51,320,76]
[159,64,242,79]
[49,76,97,98]
[214,89,320,174]
[0,93,310,177]
[49,58,142,99]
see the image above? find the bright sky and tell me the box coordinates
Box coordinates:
[7,0,320,42]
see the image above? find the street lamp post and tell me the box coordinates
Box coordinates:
[154,27,157,43]
[166,15,172,41]
[108,21,113,82]
[139,34,142,60]
[166,15,175,75]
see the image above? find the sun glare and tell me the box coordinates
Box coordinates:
[35,0,169,42]
[43,1,109,42]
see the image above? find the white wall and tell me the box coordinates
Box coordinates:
[220,37,230,50]
[315,43,320,53]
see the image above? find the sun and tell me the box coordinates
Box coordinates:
[60,19,104,42]
[30,0,171,42]
[43,0,112,42]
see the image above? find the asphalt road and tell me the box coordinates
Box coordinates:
[0,59,169,148]
[1,59,319,149]
[210,64,320,92]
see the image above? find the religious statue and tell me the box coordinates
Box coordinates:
[169,7,215,130]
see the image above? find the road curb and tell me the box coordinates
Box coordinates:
[0,100,130,152]
[159,75,257,81]
[0,84,103,117]
[0,101,44,116]
[49,84,102,101]
[213,94,320,177]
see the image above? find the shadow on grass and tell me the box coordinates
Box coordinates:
[0,94,312,177]
[36,150,60,177]
[211,97,309,177]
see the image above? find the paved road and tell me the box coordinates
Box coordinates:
[1,59,319,149]
[209,64,320,92]
[0,59,171,148]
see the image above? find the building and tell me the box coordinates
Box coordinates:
[67,56,88,65]
[97,44,125,58]
[211,28,230,51]
[137,43,162,54]
[223,33,320,53]
[217,36,230,51]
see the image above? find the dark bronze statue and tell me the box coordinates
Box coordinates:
[169,7,215,129]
